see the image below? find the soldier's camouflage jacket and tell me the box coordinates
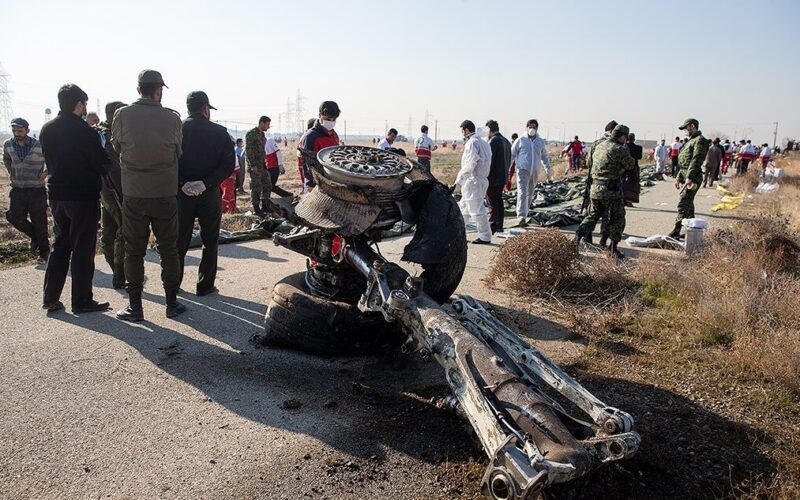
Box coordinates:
[677,131,709,185]
[587,138,635,200]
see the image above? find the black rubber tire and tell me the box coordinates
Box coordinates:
[257,272,404,356]
[411,183,469,304]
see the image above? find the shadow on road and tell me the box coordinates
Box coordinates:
[50,297,480,466]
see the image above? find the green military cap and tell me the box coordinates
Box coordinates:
[138,69,168,88]
[678,118,699,130]
[186,91,217,110]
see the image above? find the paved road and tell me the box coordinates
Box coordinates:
[0,178,733,499]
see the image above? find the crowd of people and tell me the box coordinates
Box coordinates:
[653,135,776,185]
[451,117,719,258]
[2,68,786,315]
[0,69,340,318]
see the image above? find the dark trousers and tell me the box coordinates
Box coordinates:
[268,168,293,197]
[6,187,49,257]
[100,189,124,276]
[486,185,505,233]
[670,156,678,174]
[123,196,181,296]
[736,159,750,175]
[417,158,431,174]
[177,188,221,295]
[235,157,246,191]
[571,154,581,170]
[43,199,99,307]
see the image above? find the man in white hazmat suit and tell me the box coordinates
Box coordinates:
[653,138,669,174]
[455,119,493,244]
[510,119,551,226]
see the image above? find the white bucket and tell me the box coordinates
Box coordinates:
[685,226,704,255]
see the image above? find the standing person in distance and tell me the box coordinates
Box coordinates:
[234,138,246,195]
[3,117,49,264]
[245,116,271,215]
[668,118,709,239]
[509,119,551,226]
[176,91,235,297]
[39,84,112,313]
[455,120,492,245]
[97,101,127,289]
[112,69,185,321]
[485,119,511,235]
[297,101,341,190]
[414,125,437,173]
[377,128,398,150]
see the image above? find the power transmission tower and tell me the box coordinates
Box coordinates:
[286,98,294,137]
[0,62,14,128]
[295,89,305,134]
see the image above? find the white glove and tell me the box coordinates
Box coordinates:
[181,182,196,196]
[181,181,207,196]
[191,181,207,196]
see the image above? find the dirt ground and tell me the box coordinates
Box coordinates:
[2,142,793,499]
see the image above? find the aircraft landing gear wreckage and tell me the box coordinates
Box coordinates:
[253,146,640,499]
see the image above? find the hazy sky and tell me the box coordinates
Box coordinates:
[3,0,799,143]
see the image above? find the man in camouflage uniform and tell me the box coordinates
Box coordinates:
[245,116,271,215]
[574,124,635,259]
[581,120,617,246]
[668,118,709,239]
[98,101,127,289]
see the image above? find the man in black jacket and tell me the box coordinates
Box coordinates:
[39,84,111,313]
[485,120,511,234]
[176,91,235,296]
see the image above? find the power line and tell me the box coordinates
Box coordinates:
[0,62,14,127]
[295,89,305,134]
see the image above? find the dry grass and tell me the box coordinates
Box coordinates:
[485,157,800,497]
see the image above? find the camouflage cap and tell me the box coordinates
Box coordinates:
[186,91,217,110]
[138,69,168,88]
[612,124,630,137]
[678,118,699,130]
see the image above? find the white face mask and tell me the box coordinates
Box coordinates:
[322,119,336,130]
[527,128,537,137]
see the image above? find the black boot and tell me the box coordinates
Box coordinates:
[116,292,144,322]
[667,222,682,239]
[583,233,593,245]
[609,241,625,259]
[112,263,126,290]
[573,233,582,251]
[598,233,609,249]
[165,290,187,318]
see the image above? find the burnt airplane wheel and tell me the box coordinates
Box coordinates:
[256,272,403,356]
